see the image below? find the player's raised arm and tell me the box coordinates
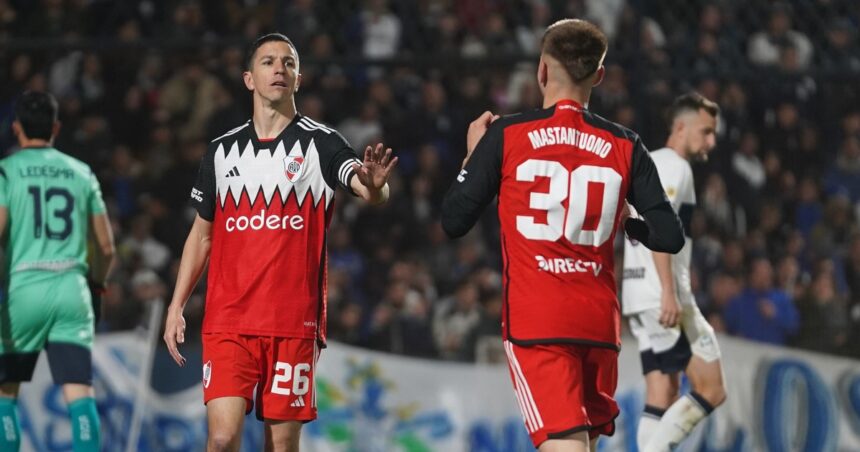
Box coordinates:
[624,137,685,253]
[441,112,502,238]
[349,142,397,204]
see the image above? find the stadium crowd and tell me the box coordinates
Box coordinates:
[1,0,859,363]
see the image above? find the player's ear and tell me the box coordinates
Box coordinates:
[51,121,61,141]
[295,72,302,93]
[671,115,686,135]
[537,56,548,90]
[591,65,605,87]
[243,70,255,91]
[11,120,22,140]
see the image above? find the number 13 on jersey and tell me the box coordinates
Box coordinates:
[515,160,622,247]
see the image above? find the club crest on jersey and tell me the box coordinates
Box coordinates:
[203,360,212,388]
[284,156,305,182]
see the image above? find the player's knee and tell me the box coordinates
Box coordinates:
[266,441,300,452]
[208,431,241,452]
[696,382,726,408]
[707,384,727,407]
[265,423,301,452]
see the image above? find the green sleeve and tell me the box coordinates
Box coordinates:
[0,163,8,207]
[88,170,106,215]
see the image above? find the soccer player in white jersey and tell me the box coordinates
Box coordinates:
[621,92,726,452]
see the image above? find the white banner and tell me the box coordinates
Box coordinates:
[17,333,860,451]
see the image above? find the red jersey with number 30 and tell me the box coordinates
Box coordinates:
[442,100,668,349]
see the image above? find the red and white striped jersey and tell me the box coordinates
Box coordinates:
[190,115,361,343]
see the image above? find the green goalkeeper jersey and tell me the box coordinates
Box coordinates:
[0,147,106,277]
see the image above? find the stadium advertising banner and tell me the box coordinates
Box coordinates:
[16,333,860,451]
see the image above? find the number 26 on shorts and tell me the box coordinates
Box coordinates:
[271,361,311,396]
[516,160,622,247]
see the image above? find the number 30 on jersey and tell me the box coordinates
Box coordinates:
[515,160,622,247]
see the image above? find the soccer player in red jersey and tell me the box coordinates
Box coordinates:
[441,20,684,452]
[163,33,396,451]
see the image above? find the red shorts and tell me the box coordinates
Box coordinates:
[201,333,320,421]
[503,341,619,448]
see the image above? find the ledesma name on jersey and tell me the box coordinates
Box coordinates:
[536,255,603,276]
[527,126,613,158]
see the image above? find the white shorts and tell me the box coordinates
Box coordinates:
[628,303,721,374]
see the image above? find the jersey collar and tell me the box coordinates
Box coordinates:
[555,99,585,112]
[249,114,303,150]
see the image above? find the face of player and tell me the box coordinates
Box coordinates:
[682,108,718,161]
[244,41,301,105]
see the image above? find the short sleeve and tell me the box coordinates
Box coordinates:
[658,160,693,212]
[626,137,670,213]
[191,145,217,221]
[88,170,107,215]
[313,125,362,195]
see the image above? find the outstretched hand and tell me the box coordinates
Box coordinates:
[352,143,398,191]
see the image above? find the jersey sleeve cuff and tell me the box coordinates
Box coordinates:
[339,158,362,196]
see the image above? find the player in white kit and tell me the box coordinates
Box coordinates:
[622,93,726,452]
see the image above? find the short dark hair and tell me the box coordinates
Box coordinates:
[540,19,608,83]
[669,92,720,125]
[246,33,297,70]
[15,91,59,140]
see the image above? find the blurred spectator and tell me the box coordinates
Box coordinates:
[824,135,860,204]
[724,257,799,345]
[748,3,813,69]
[462,290,503,362]
[338,100,383,150]
[794,176,824,239]
[159,60,222,141]
[820,17,860,71]
[704,272,741,332]
[120,214,172,273]
[794,265,849,354]
[808,196,857,259]
[366,281,436,357]
[355,0,401,59]
[433,279,481,360]
[329,301,364,345]
[701,173,740,236]
[731,131,766,193]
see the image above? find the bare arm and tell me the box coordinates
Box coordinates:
[0,206,6,240]
[652,251,680,327]
[88,213,116,285]
[169,214,213,310]
[163,214,213,366]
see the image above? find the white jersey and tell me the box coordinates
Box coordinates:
[622,148,695,315]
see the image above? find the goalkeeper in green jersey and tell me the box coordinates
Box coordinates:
[0,91,115,452]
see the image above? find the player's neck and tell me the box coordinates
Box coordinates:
[542,84,591,109]
[665,137,688,159]
[18,138,52,149]
[253,98,297,139]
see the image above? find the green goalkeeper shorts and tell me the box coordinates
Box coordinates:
[0,271,94,382]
